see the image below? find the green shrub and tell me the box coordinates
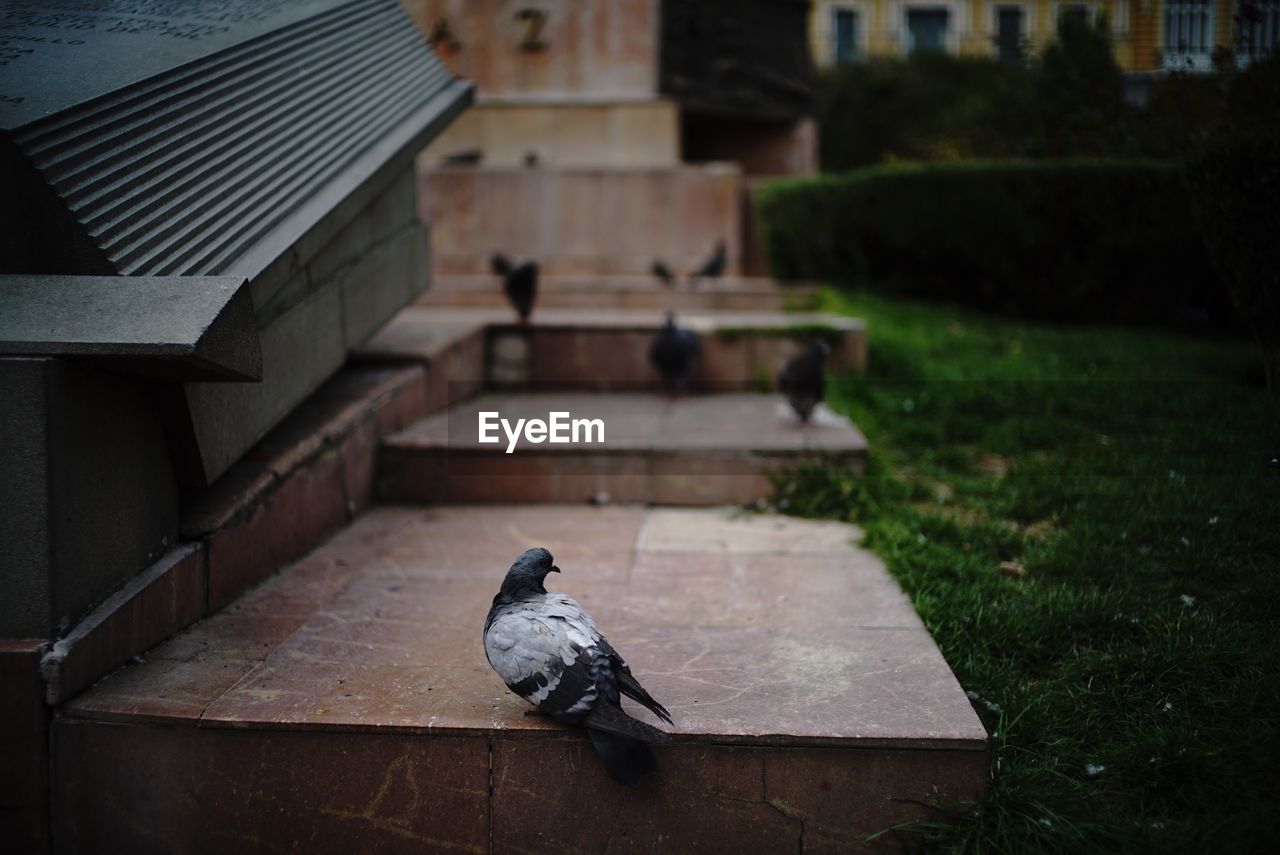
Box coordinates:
[759,160,1230,328]
[816,54,1040,170]
[1186,135,1280,387]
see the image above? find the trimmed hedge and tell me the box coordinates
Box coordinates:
[758,159,1230,328]
[1186,136,1280,385]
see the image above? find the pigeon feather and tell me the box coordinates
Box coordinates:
[484,548,672,787]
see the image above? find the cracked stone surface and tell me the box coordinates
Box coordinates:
[62,505,986,851]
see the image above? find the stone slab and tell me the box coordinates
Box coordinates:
[419,164,742,277]
[358,305,867,390]
[415,273,820,311]
[0,1,350,128]
[0,275,260,381]
[61,505,985,851]
[41,544,205,706]
[52,722,489,854]
[68,505,983,748]
[378,393,867,505]
[0,357,179,639]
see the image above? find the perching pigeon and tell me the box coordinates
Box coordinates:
[441,148,482,167]
[777,340,830,422]
[484,548,673,788]
[491,253,538,323]
[690,240,726,285]
[649,312,700,396]
[651,259,676,288]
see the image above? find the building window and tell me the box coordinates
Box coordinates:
[1237,0,1280,64]
[906,8,951,55]
[1165,0,1215,70]
[833,7,861,64]
[995,6,1026,63]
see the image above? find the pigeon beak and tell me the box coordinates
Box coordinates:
[550,565,561,574]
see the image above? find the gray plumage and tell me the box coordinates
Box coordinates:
[777,340,830,422]
[649,312,700,396]
[484,548,673,788]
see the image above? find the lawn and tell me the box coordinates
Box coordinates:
[775,290,1280,853]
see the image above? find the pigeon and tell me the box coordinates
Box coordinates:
[651,259,677,289]
[649,312,700,396]
[777,340,831,423]
[484,548,673,788]
[689,240,726,285]
[491,252,538,323]
[441,148,482,167]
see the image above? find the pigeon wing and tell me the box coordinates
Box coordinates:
[484,595,603,719]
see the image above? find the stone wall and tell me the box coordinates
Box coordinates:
[419,99,679,169]
[419,165,743,276]
[400,0,659,97]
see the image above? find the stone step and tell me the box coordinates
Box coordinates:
[357,306,867,390]
[57,505,987,853]
[377,392,869,505]
[416,273,820,311]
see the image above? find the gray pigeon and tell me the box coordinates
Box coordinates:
[651,259,676,288]
[690,239,726,285]
[777,340,831,422]
[484,548,673,788]
[649,312,700,396]
[491,252,538,323]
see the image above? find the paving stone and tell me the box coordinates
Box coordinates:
[380,392,867,505]
[62,506,985,851]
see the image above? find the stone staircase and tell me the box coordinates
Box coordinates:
[46,277,988,852]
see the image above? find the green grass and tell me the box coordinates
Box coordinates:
[774,289,1280,853]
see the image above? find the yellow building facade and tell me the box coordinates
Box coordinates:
[809,0,1277,73]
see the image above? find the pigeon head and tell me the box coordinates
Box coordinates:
[500,547,561,597]
[490,253,512,276]
[663,311,676,328]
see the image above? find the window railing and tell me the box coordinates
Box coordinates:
[1164,0,1215,71]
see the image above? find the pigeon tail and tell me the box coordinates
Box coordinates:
[583,699,672,745]
[586,727,658,788]
[615,668,674,725]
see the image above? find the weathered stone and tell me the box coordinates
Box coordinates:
[0,276,259,381]
[41,545,205,706]
[61,505,985,851]
[52,723,489,853]
[379,392,867,505]
[0,358,178,639]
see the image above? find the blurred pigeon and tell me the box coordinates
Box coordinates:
[651,259,676,288]
[484,548,673,788]
[690,240,726,285]
[649,312,700,396]
[491,253,538,323]
[441,148,482,167]
[777,340,831,422]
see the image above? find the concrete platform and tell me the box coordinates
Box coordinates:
[357,306,866,391]
[57,505,987,852]
[378,392,869,505]
[416,274,820,311]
